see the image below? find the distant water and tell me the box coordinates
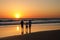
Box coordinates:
[0,23,60,38]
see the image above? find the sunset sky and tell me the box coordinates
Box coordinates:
[0,0,60,18]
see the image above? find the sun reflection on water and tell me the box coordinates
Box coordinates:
[17,25,20,31]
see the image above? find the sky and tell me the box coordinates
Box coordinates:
[0,0,60,18]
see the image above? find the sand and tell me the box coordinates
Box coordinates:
[0,30,60,40]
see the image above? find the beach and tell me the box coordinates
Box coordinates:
[0,30,60,40]
[0,19,60,40]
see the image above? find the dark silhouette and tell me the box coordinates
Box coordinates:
[25,23,28,34]
[20,20,24,35]
[28,20,32,33]
[20,20,32,35]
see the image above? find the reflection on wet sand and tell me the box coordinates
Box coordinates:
[0,23,60,38]
[17,26,20,31]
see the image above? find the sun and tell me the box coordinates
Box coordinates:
[15,13,21,18]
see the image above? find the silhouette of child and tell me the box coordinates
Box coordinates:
[26,23,28,34]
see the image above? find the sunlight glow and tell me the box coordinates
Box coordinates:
[15,13,21,18]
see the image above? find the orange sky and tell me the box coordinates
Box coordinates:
[0,0,60,18]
